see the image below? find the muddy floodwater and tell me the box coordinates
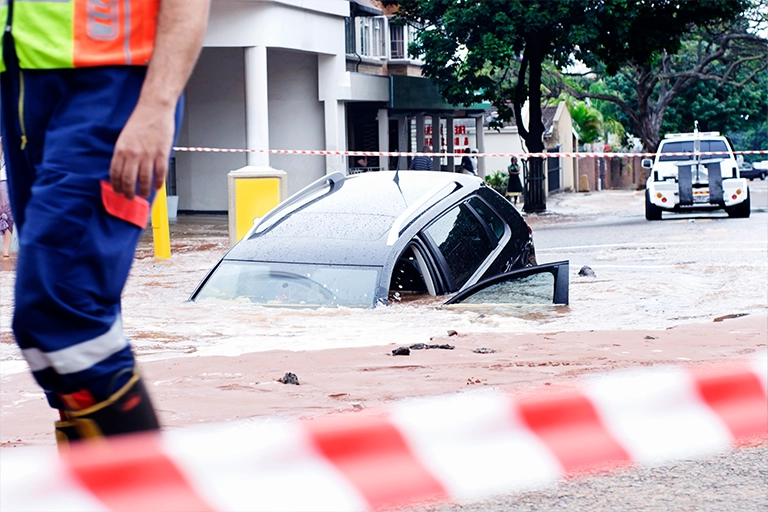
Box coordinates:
[1,188,766,374]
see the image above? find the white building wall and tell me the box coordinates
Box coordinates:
[484,127,525,177]
[268,49,326,196]
[555,103,576,192]
[176,47,247,211]
[205,1,348,51]
[176,0,352,211]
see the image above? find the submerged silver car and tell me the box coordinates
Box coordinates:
[191,171,568,308]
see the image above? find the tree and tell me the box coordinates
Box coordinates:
[391,0,748,210]
[553,7,767,151]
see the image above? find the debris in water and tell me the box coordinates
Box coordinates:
[410,343,455,350]
[578,265,596,277]
[644,335,657,340]
[713,313,749,322]
[279,372,300,385]
[447,330,458,336]
[392,347,411,356]
[473,347,495,354]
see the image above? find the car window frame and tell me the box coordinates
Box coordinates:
[421,198,498,291]
[388,239,444,299]
[421,194,512,292]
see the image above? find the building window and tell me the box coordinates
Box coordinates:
[357,16,386,58]
[344,17,355,55]
[390,23,405,59]
[390,23,421,61]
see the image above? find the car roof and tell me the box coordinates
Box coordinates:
[225,171,483,266]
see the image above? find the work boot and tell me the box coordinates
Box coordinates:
[54,370,160,447]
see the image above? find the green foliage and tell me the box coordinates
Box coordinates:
[567,100,602,145]
[485,170,508,195]
[395,0,747,149]
[574,0,749,73]
[557,4,766,151]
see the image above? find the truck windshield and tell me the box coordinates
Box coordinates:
[659,140,730,162]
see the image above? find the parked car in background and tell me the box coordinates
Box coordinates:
[191,171,568,308]
[739,162,767,181]
[642,129,750,220]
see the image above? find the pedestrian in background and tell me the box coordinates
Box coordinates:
[409,145,434,170]
[0,0,211,445]
[0,142,13,258]
[460,148,476,175]
[506,156,523,205]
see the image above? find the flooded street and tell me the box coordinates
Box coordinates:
[1,181,766,512]
[0,183,766,447]
[5,184,765,373]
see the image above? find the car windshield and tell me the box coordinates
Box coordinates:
[194,261,381,308]
[658,140,729,161]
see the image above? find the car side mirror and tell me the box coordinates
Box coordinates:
[641,159,652,169]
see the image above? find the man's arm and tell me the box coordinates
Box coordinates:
[110,0,211,200]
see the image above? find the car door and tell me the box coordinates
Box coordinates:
[443,261,569,306]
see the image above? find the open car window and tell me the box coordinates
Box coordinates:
[444,261,569,306]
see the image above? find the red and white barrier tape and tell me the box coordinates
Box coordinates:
[1,356,765,512]
[173,146,768,159]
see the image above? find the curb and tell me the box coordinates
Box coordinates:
[1,356,765,512]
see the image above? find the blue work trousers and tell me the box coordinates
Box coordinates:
[0,66,182,408]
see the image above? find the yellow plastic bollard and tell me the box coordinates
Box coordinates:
[234,177,280,242]
[151,183,172,259]
[227,167,288,245]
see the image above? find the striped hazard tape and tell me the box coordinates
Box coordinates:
[1,356,765,512]
[173,146,768,159]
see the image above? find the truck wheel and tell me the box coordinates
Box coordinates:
[761,172,766,181]
[645,190,662,221]
[726,193,751,218]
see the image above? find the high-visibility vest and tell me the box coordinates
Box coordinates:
[0,0,159,73]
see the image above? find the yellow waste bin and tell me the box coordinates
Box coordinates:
[227,166,288,245]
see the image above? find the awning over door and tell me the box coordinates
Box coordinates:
[389,75,490,114]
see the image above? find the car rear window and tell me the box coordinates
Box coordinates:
[658,140,729,161]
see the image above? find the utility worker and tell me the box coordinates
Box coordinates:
[0,0,210,444]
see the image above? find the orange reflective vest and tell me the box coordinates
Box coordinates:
[0,0,159,73]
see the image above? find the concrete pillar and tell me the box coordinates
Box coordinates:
[446,116,454,172]
[397,116,408,170]
[377,108,389,170]
[475,115,486,178]
[244,46,269,167]
[323,101,345,176]
[415,114,425,154]
[318,54,346,176]
[431,114,441,170]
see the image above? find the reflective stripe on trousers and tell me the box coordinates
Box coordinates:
[0,66,181,403]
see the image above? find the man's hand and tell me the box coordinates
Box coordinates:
[109,102,176,200]
[108,0,210,200]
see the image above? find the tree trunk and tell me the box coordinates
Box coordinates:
[521,32,547,213]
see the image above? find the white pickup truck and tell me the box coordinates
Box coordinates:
[642,130,750,220]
